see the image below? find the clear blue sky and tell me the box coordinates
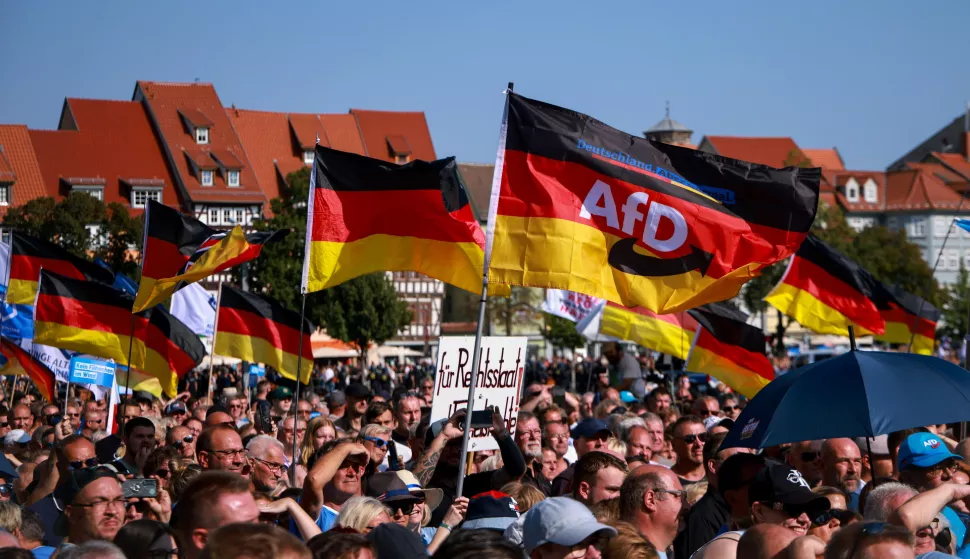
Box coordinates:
[2,0,968,170]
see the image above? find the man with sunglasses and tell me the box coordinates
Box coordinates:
[300,439,369,532]
[166,425,196,462]
[367,472,425,529]
[786,440,823,488]
[247,435,287,494]
[359,424,391,476]
[25,435,98,546]
[670,416,708,488]
[888,479,970,557]
[277,416,306,470]
[720,397,742,421]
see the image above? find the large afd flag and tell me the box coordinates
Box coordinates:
[0,337,56,402]
[33,270,205,397]
[301,145,505,295]
[484,92,820,314]
[686,303,774,398]
[872,285,939,355]
[214,284,312,384]
[764,234,887,336]
[133,200,286,312]
[6,232,115,306]
[579,301,697,360]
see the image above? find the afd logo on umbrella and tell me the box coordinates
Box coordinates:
[740,418,760,440]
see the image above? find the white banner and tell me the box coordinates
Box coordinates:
[170,282,217,337]
[541,289,603,323]
[430,336,528,451]
[22,340,112,401]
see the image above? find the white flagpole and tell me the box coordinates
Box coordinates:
[207,280,224,403]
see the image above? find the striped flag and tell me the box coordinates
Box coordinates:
[580,302,698,360]
[873,285,939,355]
[6,232,114,306]
[687,303,774,398]
[0,337,56,402]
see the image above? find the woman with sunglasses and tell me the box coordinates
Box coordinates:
[358,424,392,477]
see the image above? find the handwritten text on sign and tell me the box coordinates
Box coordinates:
[430,336,528,452]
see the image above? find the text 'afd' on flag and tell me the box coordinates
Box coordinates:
[485,92,820,314]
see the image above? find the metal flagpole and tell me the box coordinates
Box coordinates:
[456,82,513,498]
[123,203,153,434]
[290,293,308,486]
[207,280,224,403]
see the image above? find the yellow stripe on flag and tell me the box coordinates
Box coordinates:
[764,282,858,337]
[686,346,771,399]
[215,331,311,384]
[600,305,693,361]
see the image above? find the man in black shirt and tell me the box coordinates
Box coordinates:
[515,411,551,495]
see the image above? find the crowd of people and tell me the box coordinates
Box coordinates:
[0,343,959,558]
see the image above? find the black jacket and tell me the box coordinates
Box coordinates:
[674,485,731,559]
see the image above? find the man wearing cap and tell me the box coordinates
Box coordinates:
[327,390,347,423]
[392,469,442,543]
[898,432,964,492]
[269,386,293,419]
[462,491,519,532]
[550,417,612,497]
[335,384,371,433]
[519,496,617,559]
[366,472,426,528]
[59,466,125,545]
[515,411,551,495]
[165,400,189,425]
[133,390,156,417]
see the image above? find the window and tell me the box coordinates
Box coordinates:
[947,249,960,271]
[227,170,240,187]
[0,185,9,206]
[887,216,898,230]
[395,154,410,165]
[863,179,877,203]
[223,209,233,224]
[910,217,926,237]
[303,150,314,165]
[131,189,162,208]
[934,217,947,238]
[845,178,859,202]
[201,170,214,187]
[196,127,209,145]
[208,208,220,225]
[73,187,103,201]
[235,209,245,225]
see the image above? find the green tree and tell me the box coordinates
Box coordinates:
[242,167,412,357]
[3,193,142,276]
[486,286,540,335]
[941,264,969,341]
[542,314,587,353]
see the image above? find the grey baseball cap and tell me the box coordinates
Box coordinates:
[520,497,617,554]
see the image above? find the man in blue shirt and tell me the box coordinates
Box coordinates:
[299,439,369,532]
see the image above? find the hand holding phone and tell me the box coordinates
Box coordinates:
[122,478,158,499]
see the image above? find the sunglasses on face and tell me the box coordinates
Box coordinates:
[363,436,387,449]
[173,435,194,447]
[388,500,422,516]
[812,508,850,526]
[799,451,820,463]
[698,410,718,417]
[154,469,170,479]
[68,458,100,471]
[722,405,741,412]
[680,433,708,444]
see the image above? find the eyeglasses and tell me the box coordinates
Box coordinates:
[812,509,849,527]
[0,484,12,497]
[0,423,7,429]
[654,488,687,503]
[546,434,569,441]
[205,448,246,459]
[799,452,820,463]
[680,433,708,444]
[252,457,286,473]
[74,497,127,511]
[518,430,542,440]
[363,436,388,449]
[67,458,100,471]
[917,459,959,477]
[388,500,422,516]
[722,405,741,412]
[697,410,718,417]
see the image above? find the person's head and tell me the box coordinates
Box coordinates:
[522,497,617,559]
[515,412,543,463]
[645,388,671,414]
[820,438,863,494]
[199,522,310,559]
[121,403,141,424]
[392,391,423,437]
[691,396,719,420]
[55,435,97,477]
[9,405,31,431]
[670,416,706,468]
[184,417,203,439]
[570,418,611,457]
[543,421,570,459]
[572,451,629,507]
[197,425,247,474]
[619,465,685,550]
[736,523,800,559]
[862,482,918,522]
[855,436,893,480]
[824,521,915,559]
[747,460,832,537]
[268,388,293,416]
[335,496,392,534]
[18,508,44,548]
[300,416,336,466]
[0,502,20,541]
[55,540,128,559]
[123,417,157,455]
[144,445,180,491]
[358,424,391,467]
[364,402,394,429]
[430,528,524,559]
[623,426,652,462]
[167,425,196,460]
[295,399,313,423]
[500,482,546,514]
[540,447,560,481]
[720,397,742,421]
[277,416,306,450]
[702,431,752,490]
[114,519,182,559]
[226,397,247,421]
[306,531,373,559]
[205,409,234,428]
[897,432,963,491]
[787,440,823,486]
[345,385,372,418]
[246,435,286,493]
[365,472,424,529]
[639,413,665,455]
[63,467,126,544]
[171,471,260,559]
[316,440,366,504]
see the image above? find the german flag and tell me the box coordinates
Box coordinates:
[214,284,312,384]
[302,145,505,296]
[33,270,204,396]
[764,234,887,336]
[598,303,698,360]
[6,232,115,306]
[133,200,286,312]
[873,285,939,355]
[484,92,820,314]
[0,338,56,402]
[686,303,774,398]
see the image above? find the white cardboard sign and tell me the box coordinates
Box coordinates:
[430,336,528,451]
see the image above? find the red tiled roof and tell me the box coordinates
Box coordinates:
[209,148,244,169]
[135,81,265,205]
[803,148,845,171]
[0,125,49,215]
[351,109,436,162]
[832,171,885,212]
[701,136,811,168]
[319,114,367,154]
[182,146,218,170]
[386,135,412,156]
[27,99,181,214]
[178,108,215,128]
[885,168,963,211]
[288,114,327,150]
[906,161,969,190]
[930,152,970,183]
[818,192,838,208]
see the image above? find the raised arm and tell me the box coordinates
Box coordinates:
[890,483,970,533]
[299,442,368,520]
[412,411,464,487]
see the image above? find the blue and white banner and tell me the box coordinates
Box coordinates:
[170,282,216,338]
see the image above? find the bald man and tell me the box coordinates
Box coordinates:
[619,464,684,554]
[820,438,863,495]
[736,524,799,559]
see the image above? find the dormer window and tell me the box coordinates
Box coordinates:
[304,150,315,165]
[196,127,209,145]
[845,178,859,202]
[863,179,878,203]
[74,186,103,201]
[0,184,10,206]
[227,170,240,187]
[201,170,214,187]
[132,188,162,208]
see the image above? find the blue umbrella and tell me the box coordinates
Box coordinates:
[720,350,970,450]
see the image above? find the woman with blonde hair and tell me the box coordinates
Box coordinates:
[300,416,337,465]
[604,521,659,559]
[500,481,546,513]
[335,496,393,534]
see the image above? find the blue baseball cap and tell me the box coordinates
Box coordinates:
[570,418,610,440]
[521,497,616,554]
[619,391,638,403]
[897,432,963,470]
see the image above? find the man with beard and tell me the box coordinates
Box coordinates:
[819,438,864,510]
[300,440,369,531]
[414,408,526,527]
[335,384,371,434]
[670,416,707,487]
[390,391,422,467]
[514,411,550,495]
